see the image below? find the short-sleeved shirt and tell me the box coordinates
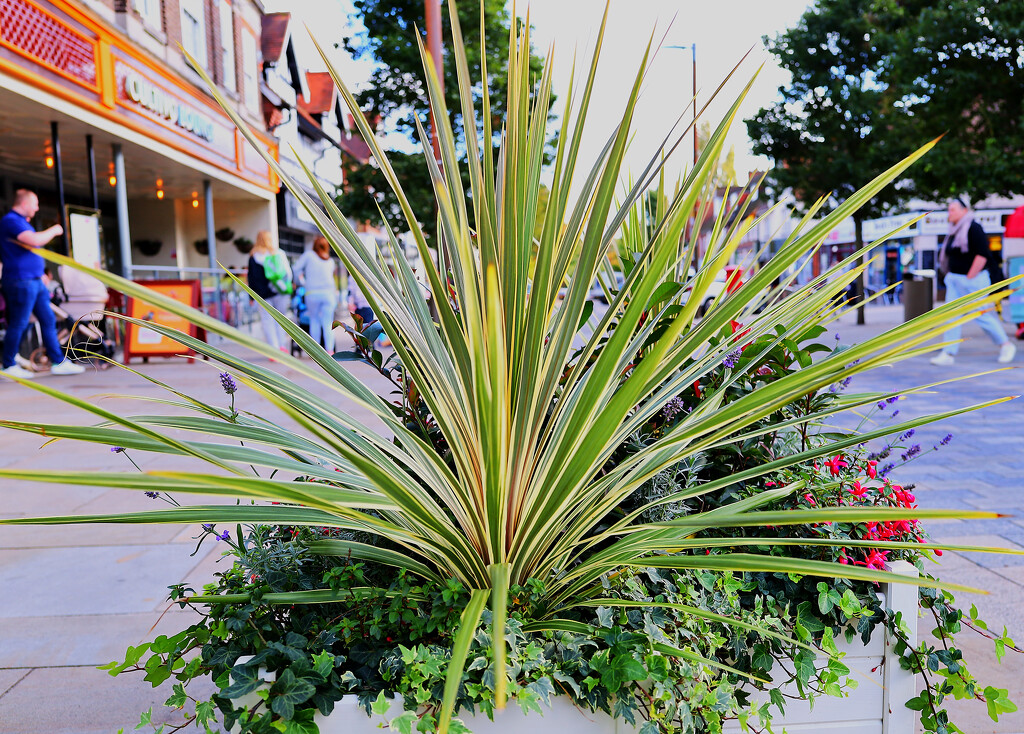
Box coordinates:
[0,210,43,282]
[943,221,990,275]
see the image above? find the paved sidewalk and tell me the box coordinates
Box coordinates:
[0,306,1021,733]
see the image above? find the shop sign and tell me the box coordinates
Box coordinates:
[123,70,215,142]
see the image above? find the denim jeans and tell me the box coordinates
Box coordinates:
[2,277,66,368]
[304,291,337,353]
[941,271,1008,355]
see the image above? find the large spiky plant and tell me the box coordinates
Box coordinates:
[0,3,1016,732]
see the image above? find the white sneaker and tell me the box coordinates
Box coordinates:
[50,359,86,375]
[2,364,35,379]
[930,352,955,366]
[998,342,1016,364]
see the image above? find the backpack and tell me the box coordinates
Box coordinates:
[264,251,293,295]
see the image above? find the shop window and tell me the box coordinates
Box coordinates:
[218,1,236,93]
[242,30,259,113]
[133,0,162,31]
[180,0,207,68]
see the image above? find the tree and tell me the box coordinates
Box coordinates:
[745,0,912,324]
[337,0,551,239]
[876,1,1024,202]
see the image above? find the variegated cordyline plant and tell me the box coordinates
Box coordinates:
[0,2,1018,732]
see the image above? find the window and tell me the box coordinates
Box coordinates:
[242,30,259,113]
[133,0,162,30]
[218,2,236,93]
[180,0,207,67]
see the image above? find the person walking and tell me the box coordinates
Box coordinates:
[246,230,292,352]
[931,198,1015,365]
[0,189,85,379]
[293,236,338,354]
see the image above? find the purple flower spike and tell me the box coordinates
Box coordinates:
[145,491,159,499]
[886,396,900,404]
[940,433,953,446]
[111,446,126,453]
[722,349,742,369]
[662,397,686,420]
[877,401,887,410]
[219,372,237,395]
[202,523,214,532]
[216,530,230,541]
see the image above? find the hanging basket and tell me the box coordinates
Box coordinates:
[216,227,236,242]
[194,239,209,256]
[234,237,254,254]
[134,239,162,257]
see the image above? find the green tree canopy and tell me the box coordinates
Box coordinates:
[337,0,551,238]
[876,0,1024,202]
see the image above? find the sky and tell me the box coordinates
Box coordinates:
[264,0,813,184]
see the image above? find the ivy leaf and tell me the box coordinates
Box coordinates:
[195,700,216,723]
[311,651,335,679]
[389,710,417,734]
[370,691,392,717]
[600,653,647,693]
[270,669,316,720]
[596,606,614,628]
[984,686,1017,720]
[164,683,187,709]
[221,665,262,699]
[280,708,318,734]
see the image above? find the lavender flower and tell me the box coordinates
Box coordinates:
[892,409,900,418]
[216,530,230,541]
[835,333,841,342]
[202,523,214,532]
[899,429,916,441]
[145,491,159,499]
[900,444,921,462]
[939,433,954,446]
[886,396,900,404]
[876,401,887,411]
[722,349,741,369]
[662,397,686,420]
[219,372,237,395]
[879,463,895,478]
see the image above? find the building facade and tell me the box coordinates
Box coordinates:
[0,0,279,288]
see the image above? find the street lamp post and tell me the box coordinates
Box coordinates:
[668,43,697,167]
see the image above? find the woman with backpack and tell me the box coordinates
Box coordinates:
[247,230,292,352]
[293,236,338,354]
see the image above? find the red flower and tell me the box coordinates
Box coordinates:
[693,381,703,399]
[849,481,869,498]
[825,455,849,476]
[865,460,878,479]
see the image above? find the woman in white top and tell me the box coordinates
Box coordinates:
[247,230,292,351]
[293,236,338,353]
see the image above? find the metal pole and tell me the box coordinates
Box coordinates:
[204,179,223,321]
[50,121,68,254]
[691,44,698,167]
[425,0,443,318]
[112,143,132,279]
[86,134,99,211]
[425,0,443,165]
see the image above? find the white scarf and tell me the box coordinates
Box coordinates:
[947,212,974,253]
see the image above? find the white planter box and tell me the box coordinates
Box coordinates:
[231,562,918,734]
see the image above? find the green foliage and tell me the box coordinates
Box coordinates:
[337,0,552,239]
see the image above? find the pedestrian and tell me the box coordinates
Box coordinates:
[931,198,1015,365]
[246,230,292,352]
[0,189,85,379]
[293,236,338,354]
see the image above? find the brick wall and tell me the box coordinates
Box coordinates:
[163,0,182,49]
[208,0,222,85]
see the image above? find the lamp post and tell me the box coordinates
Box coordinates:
[667,43,697,167]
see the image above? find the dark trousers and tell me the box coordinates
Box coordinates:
[2,278,64,368]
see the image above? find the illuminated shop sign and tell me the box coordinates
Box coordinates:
[124,71,215,142]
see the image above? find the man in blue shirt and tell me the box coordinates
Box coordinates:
[1,189,85,378]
